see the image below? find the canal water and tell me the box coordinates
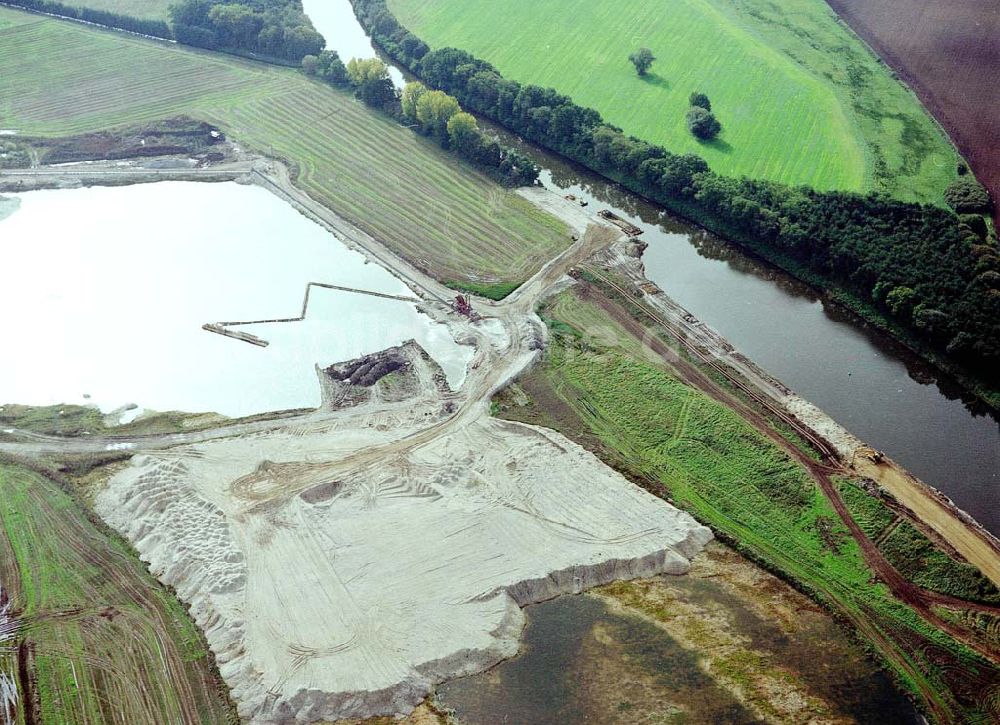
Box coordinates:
[0,182,470,417]
[302,0,404,86]
[302,0,999,535]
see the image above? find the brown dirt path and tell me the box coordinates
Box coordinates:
[574,271,1000,663]
[854,450,1000,590]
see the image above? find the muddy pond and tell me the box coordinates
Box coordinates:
[0,181,470,418]
[438,548,920,724]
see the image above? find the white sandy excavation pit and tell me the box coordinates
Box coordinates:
[96,351,712,723]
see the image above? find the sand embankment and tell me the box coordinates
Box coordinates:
[95,345,711,723]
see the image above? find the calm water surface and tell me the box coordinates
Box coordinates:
[439,593,918,724]
[0,182,470,417]
[535,161,1000,535]
[301,0,404,85]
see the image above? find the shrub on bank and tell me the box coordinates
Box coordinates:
[944,177,993,215]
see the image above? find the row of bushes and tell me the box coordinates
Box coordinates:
[399,81,538,186]
[170,0,324,62]
[304,50,538,187]
[4,0,325,63]
[1,0,171,37]
[351,0,1000,385]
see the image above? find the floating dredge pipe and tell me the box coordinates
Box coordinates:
[202,282,421,347]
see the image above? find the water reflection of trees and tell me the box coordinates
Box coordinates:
[500,120,999,425]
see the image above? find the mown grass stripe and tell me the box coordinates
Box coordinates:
[0,5,570,284]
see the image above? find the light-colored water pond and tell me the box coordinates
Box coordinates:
[0,181,471,417]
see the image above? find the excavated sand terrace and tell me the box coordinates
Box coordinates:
[96,338,711,723]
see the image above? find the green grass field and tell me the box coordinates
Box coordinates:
[0,7,569,287]
[494,288,999,722]
[838,480,1000,605]
[0,463,235,724]
[55,0,173,20]
[390,0,961,203]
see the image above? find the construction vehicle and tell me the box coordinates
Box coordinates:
[598,209,643,236]
[867,449,885,464]
[453,294,474,318]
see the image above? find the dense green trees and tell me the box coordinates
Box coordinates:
[415,88,460,141]
[686,106,721,140]
[400,81,538,186]
[346,57,395,107]
[689,92,711,111]
[352,0,1000,383]
[303,49,348,85]
[170,0,324,62]
[446,112,479,153]
[628,47,655,76]
[945,177,993,214]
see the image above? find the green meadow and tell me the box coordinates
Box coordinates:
[0,7,569,287]
[390,0,960,203]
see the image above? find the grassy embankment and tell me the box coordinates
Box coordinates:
[494,288,1000,723]
[0,402,232,436]
[42,0,173,19]
[0,462,236,724]
[838,480,1000,606]
[390,0,960,204]
[0,7,569,296]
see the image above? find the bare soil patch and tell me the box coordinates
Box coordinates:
[825,0,1000,221]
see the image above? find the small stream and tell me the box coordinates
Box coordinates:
[301,0,998,535]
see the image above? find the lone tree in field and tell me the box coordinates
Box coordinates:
[686,106,721,140]
[629,48,655,76]
[689,92,711,111]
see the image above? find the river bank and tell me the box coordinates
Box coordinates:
[338,0,998,535]
[5,144,998,721]
[6,142,996,588]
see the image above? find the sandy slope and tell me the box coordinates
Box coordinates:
[95,346,711,723]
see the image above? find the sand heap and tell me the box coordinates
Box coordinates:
[96,350,711,723]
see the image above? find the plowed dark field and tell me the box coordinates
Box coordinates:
[826,0,1000,221]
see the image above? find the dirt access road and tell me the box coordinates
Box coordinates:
[575,256,1000,671]
[5,159,998,602]
[826,0,1000,221]
[0,158,609,462]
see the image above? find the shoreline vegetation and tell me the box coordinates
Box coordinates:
[349,0,1000,409]
[0,5,570,289]
[494,284,1000,722]
[5,0,997,407]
